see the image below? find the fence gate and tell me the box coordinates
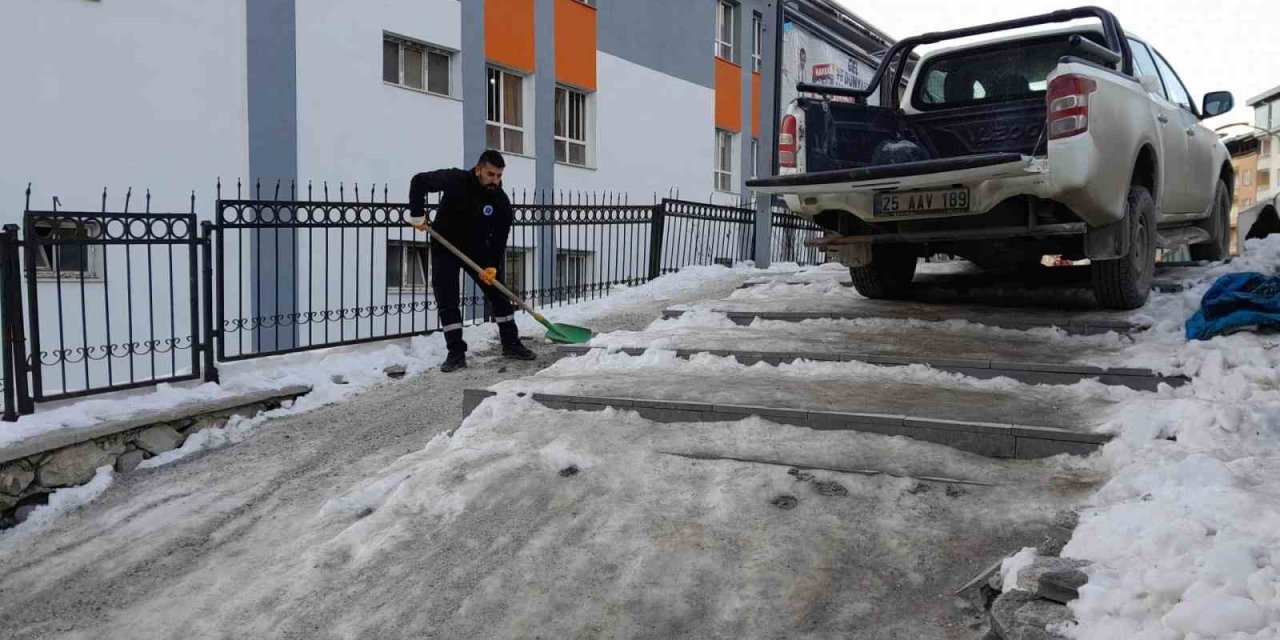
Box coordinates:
[20,208,203,403]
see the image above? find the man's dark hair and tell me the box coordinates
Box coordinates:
[478,149,506,169]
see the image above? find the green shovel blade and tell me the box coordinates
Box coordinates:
[540,319,594,344]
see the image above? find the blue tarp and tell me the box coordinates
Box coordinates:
[1185,272,1280,341]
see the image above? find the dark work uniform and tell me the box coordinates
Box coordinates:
[408,168,518,354]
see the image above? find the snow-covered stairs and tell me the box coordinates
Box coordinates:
[465,263,1171,460]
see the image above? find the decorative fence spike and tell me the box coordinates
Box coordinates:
[124,187,132,213]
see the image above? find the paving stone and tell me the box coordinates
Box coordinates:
[37,442,117,488]
[903,417,1010,436]
[990,590,1075,640]
[1014,438,1100,459]
[912,428,1015,458]
[1016,557,1090,605]
[0,465,35,496]
[115,450,147,473]
[134,425,183,456]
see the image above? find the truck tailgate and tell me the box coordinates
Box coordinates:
[746,153,1033,195]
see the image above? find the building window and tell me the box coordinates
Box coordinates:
[716,1,735,61]
[32,221,102,279]
[487,67,526,154]
[386,241,428,290]
[1263,139,1272,158]
[1244,170,1254,187]
[504,249,529,296]
[751,12,763,73]
[751,138,759,178]
[556,250,593,301]
[383,34,451,96]
[715,129,735,192]
[573,0,596,5]
[555,86,590,166]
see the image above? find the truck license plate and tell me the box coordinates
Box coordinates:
[873,189,970,217]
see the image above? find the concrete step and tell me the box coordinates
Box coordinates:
[466,350,1121,459]
[464,389,1111,460]
[663,304,1147,336]
[559,345,1184,391]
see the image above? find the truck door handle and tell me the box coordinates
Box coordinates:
[1185,128,1195,137]
[1157,114,1169,124]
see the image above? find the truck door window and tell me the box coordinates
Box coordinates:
[1151,49,1194,113]
[1127,39,1167,99]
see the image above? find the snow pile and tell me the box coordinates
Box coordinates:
[1,466,114,543]
[297,393,1089,638]
[1062,236,1280,639]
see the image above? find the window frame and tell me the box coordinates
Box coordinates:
[554,249,593,301]
[751,138,759,179]
[487,66,528,155]
[31,220,104,281]
[751,12,763,73]
[1126,38,1167,100]
[716,1,735,62]
[382,33,453,98]
[1150,48,1197,115]
[554,85,591,167]
[715,129,736,193]
[385,240,430,291]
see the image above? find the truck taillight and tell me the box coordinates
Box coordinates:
[1046,75,1097,140]
[779,114,798,168]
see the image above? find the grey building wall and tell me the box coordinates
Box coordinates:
[598,0,716,89]
[535,0,556,290]
[246,0,298,350]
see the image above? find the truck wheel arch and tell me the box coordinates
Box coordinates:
[1131,143,1159,206]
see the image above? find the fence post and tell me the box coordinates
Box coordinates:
[1,224,32,420]
[200,221,220,384]
[647,200,667,281]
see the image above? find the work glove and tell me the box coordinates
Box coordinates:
[408,216,428,232]
[479,267,498,286]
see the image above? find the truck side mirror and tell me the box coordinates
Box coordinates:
[1202,91,1234,119]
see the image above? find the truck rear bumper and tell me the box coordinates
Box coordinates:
[805,222,1087,248]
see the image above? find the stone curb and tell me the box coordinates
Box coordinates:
[461,389,1110,459]
[556,346,1185,392]
[0,385,314,466]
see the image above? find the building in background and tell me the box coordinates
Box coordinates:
[1245,84,1280,203]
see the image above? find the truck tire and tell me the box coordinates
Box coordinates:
[1189,180,1231,261]
[1091,186,1155,310]
[850,245,917,300]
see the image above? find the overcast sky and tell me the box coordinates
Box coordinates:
[838,0,1279,131]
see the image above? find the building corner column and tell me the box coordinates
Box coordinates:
[535,0,557,294]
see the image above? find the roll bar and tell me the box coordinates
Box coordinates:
[796,6,1132,108]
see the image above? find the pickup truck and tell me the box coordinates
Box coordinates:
[747,7,1235,309]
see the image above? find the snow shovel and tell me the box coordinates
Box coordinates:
[410,221,595,345]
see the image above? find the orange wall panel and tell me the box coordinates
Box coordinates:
[715,58,742,133]
[486,0,536,72]
[752,72,762,138]
[555,0,596,90]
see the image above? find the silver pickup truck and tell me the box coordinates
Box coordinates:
[748,7,1235,309]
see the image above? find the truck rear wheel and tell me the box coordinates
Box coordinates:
[850,245,917,300]
[1091,186,1155,310]
[1189,180,1230,261]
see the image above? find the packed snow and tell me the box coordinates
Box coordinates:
[6,231,1280,639]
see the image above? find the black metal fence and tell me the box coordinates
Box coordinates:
[770,203,828,266]
[2,185,807,421]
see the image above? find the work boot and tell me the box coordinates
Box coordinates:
[502,341,536,361]
[440,352,467,373]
